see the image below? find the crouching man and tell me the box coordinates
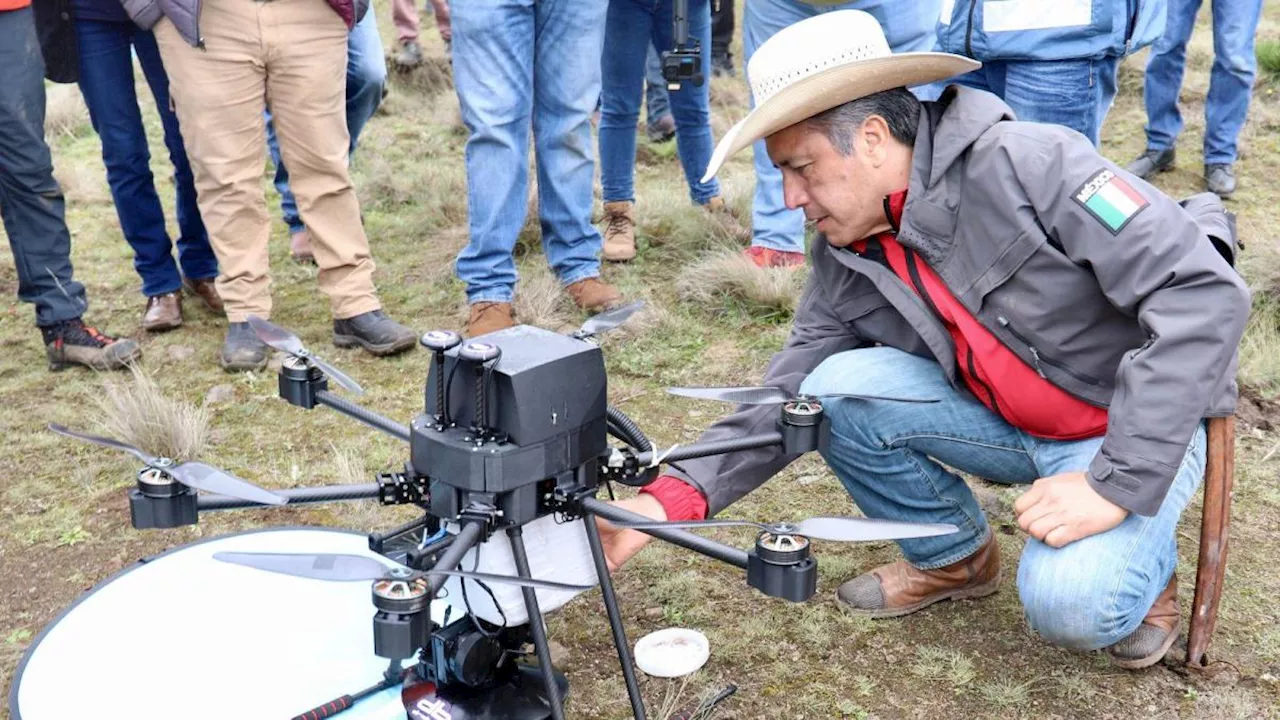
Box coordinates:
[597,10,1250,669]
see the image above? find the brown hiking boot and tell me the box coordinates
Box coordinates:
[565,277,623,313]
[290,229,315,264]
[183,276,224,313]
[1106,574,1179,669]
[466,301,516,338]
[836,533,1001,618]
[601,201,636,262]
[703,196,749,243]
[42,318,142,372]
[142,292,183,332]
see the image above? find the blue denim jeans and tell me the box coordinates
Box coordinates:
[799,347,1206,651]
[75,19,218,297]
[0,6,89,327]
[645,44,671,126]
[952,56,1120,147]
[266,8,386,234]
[600,0,717,205]
[744,0,940,252]
[1142,0,1263,164]
[451,0,606,304]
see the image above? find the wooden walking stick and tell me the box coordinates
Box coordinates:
[1187,415,1235,667]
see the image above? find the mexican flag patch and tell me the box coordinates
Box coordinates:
[1072,169,1149,234]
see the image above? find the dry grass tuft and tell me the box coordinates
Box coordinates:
[326,442,384,529]
[54,162,111,205]
[677,249,805,317]
[513,262,575,331]
[94,364,210,462]
[44,85,91,140]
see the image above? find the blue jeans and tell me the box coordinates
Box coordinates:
[75,19,218,297]
[645,44,671,126]
[601,0,717,205]
[744,0,940,252]
[0,6,89,327]
[799,347,1206,651]
[953,56,1120,147]
[451,0,606,304]
[1142,0,1263,164]
[266,8,386,234]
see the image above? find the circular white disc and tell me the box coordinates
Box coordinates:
[633,628,710,678]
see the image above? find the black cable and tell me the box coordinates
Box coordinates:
[460,543,507,638]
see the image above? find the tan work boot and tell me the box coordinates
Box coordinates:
[565,277,623,313]
[703,196,749,243]
[836,533,1001,618]
[466,301,516,338]
[601,201,637,262]
[1106,574,1179,669]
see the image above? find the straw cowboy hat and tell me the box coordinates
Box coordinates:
[701,10,980,182]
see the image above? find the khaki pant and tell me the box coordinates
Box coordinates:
[154,0,380,322]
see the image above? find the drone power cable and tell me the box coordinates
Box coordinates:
[459,543,508,639]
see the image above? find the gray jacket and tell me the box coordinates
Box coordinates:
[672,85,1249,519]
[120,0,369,45]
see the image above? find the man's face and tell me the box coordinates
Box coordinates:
[765,120,893,247]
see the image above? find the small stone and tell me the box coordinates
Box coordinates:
[204,384,236,405]
[797,474,821,486]
[166,345,195,361]
[644,607,664,619]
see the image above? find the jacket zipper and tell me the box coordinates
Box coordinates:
[966,348,1001,415]
[964,0,977,57]
[996,316,1103,386]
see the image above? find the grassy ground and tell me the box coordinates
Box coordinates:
[4,4,1280,719]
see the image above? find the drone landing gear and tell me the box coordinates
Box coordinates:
[403,664,569,720]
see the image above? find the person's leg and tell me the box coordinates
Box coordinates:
[653,0,719,205]
[598,0,652,206]
[345,8,388,154]
[643,42,673,136]
[74,19,184,299]
[0,7,89,327]
[1017,424,1206,653]
[532,0,613,294]
[1142,0,1202,153]
[451,0,535,305]
[392,0,422,44]
[264,110,305,239]
[800,347,1041,568]
[999,57,1116,145]
[131,26,220,288]
[710,0,735,73]
[1203,0,1263,165]
[742,0,813,253]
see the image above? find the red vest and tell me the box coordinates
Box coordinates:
[857,191,1108,441]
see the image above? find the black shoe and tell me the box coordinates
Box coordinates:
[1205,163,1237,198]
[41,318,141,371]
[711,51,735,77]
[220,322,269,372]
[333,310,417,356]
[1125,148,1176,180]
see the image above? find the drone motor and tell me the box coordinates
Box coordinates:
[372,569,433,663]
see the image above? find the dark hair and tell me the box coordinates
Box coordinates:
[803,87,921,155]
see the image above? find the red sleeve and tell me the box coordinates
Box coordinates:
[639,475,707,522]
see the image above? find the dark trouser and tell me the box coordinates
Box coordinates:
[711,0,734,58]
[74,18,218,298]
[0,7,88,327]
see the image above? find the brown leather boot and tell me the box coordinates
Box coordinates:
[836,533,1001,618]
[565,277,623,313]
[142,292,183,332]
[1106,574,1179,669]
[290,229,315,264]
[183,277,224,313]
[601,201,636,262]
[702,196,749,243]
[466,301,516,338]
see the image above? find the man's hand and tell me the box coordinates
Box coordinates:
[595,494,667,572]
[1013,471,1128,548]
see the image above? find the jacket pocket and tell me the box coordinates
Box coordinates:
[995,315,1104,386]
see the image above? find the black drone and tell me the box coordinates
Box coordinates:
[48,302,955,720]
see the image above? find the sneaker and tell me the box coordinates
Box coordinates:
[466,301,516,338]
[220,321,269,372]
[1125,148,1175,180]
[565,277,623,313]
[744,246,806,269]
[602,201,637,262]
[394,39,424,70]
[1205,163,1237,198]
[646,114,676,144]
[332,309,418,356]
[42,318,141,371]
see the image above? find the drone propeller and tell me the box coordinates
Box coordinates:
[665,385,940,405]
[247,315,365,395]
[212,552,596,593]
[607,516,958,543]
[47,423,287,506]
[574,300,645,339]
